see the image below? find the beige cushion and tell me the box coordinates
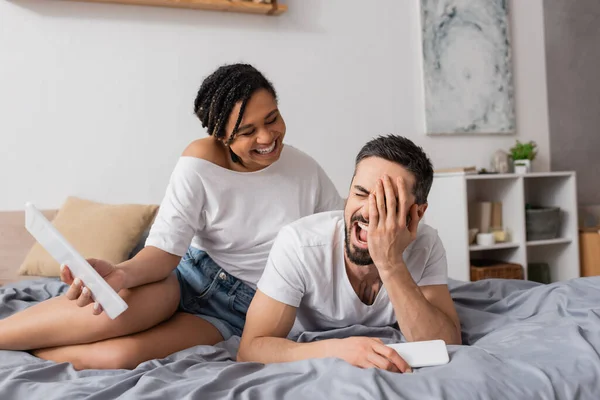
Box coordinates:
[18,197,158,277]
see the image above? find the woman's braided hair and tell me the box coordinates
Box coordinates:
[193,64,277,163]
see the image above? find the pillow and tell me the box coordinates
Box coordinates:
[19,196,159,277]
[128,229,150,260]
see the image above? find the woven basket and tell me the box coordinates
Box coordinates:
[470,259,524,281]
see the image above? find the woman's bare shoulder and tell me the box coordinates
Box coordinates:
[182,138,228,167]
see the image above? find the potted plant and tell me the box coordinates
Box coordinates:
[509,140,537,173]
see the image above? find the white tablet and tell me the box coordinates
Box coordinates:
[386,339,450,368]
[24,202,128,319]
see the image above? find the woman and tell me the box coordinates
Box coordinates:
[0,64,343,370]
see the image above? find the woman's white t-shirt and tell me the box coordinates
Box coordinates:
[145,144,344,287]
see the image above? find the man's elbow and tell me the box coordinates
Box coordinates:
[446,335,461,346]
[431,321,461,345]
[447,324,462,345]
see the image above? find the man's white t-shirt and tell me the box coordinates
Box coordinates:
[145,145,343,287]
[257,210,448,337]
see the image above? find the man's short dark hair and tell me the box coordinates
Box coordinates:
[354,135,434,204]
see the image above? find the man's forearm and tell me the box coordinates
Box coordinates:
[381,265,460,344]
[238,337,335,363]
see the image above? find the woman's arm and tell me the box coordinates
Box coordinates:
[116,246,182,289]
[116,142,214,289]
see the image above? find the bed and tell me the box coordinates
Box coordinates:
[1,210,600,399]
[1,275,600,399]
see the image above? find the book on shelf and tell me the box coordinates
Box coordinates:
[434,166,477,175]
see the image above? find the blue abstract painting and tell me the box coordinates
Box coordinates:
[420,0,516,134]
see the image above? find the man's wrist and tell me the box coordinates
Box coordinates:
[323,338,340,359]
[377,260,414,281]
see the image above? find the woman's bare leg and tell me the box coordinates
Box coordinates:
[33,312,223,370]
[0,273,180,351]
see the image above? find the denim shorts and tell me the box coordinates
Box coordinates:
[175,247,256,341]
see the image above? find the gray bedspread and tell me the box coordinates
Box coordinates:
[1,276,600,400]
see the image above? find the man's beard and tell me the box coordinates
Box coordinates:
[344,213,373,266]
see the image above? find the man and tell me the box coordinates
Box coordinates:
[237,135,461,373]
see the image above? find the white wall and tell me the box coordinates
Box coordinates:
[0,0,550,210]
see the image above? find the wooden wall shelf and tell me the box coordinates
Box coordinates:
[64,0,287,15]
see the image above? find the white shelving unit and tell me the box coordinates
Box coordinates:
[424,171,580,282]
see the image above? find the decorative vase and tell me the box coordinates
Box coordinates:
[492,150,510,173]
